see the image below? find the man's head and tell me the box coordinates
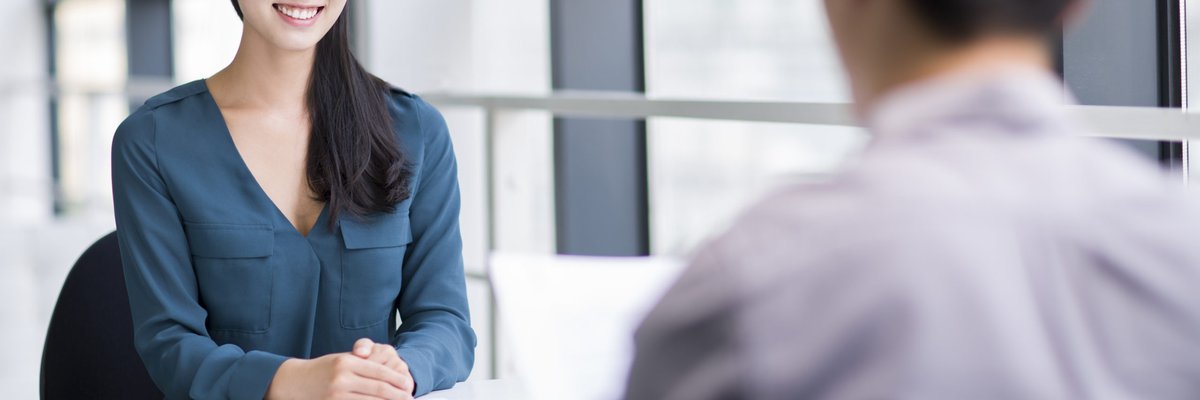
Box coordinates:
[823,0,1084,112]
[904,0,1074,39]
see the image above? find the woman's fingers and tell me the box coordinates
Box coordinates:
[349,339,415,394]
[351,339,403,368]
[349,354,411,392]
[348,375,412,400]
[373,354,414,394]
[335,393,392,400]
[381,346,410,374]
[367,344,411,373]
[353,338,375,358]
[365,344,393,365]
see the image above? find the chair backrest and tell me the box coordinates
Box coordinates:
[41,231,163,399]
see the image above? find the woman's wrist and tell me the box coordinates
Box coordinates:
[265,358,304,400]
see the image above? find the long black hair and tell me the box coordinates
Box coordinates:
[230,1,412,226]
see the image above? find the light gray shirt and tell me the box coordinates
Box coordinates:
[625,69,1200,400]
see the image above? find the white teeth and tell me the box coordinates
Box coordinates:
[276,4,320,20]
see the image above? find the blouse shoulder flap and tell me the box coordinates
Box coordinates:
[340,210,414,250]
[184,222,275,258]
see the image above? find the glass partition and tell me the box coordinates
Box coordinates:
[644,0,869,256]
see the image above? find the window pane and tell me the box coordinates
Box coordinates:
[172,0,243,83]
[56,0,127,88]
[54,0,129,216]
[645,0,869,256]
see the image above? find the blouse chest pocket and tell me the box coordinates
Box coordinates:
[340,212,413,329]
[185,222,275,334]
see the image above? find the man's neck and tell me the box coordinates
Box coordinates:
[857,36,1054,117]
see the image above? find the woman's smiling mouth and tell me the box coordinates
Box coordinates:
[273,3,324,25]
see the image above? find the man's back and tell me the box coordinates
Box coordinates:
[624,70,1200,400]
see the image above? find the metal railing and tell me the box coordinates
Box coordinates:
[423,91,1200,142]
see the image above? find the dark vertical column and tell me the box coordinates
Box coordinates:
[550,0,649,256]
[1157,0,1185,169]
[126,0,173,106]
[1062,0,1183,168]
[45,0,62,214]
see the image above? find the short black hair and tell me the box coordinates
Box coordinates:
[906,0,1073,39]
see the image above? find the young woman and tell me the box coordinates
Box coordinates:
[110,1,474,398]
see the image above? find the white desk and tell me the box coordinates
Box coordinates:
[420,380,529,400]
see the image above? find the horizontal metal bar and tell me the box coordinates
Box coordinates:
[1066,106,1200,141]
[26,85,1200,142]
[421,91,857,126]
[421,91,1200,142]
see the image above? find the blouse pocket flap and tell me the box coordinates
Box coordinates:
[340,213,414,250]
[184,222,275,258]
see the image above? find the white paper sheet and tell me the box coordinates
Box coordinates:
[490,254,684,400]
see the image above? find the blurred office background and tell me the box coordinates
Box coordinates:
[0,0,1192,398]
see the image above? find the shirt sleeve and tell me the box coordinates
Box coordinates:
[392,99,477,397]
[112,109,289,400]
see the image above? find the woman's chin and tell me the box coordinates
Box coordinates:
[267,34,324,52]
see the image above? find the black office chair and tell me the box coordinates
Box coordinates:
[41,231,163,399]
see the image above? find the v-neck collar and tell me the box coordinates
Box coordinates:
[197,79,329,238]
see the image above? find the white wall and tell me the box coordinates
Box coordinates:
[0,1,52,398]
[0,0,52,224]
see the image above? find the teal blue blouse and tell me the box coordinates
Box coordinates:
[111,80,475,399]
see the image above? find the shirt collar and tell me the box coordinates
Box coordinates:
[865,66,1076,147]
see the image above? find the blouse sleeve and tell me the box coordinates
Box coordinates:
[112,109,289,400]
[391,98,477,397]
